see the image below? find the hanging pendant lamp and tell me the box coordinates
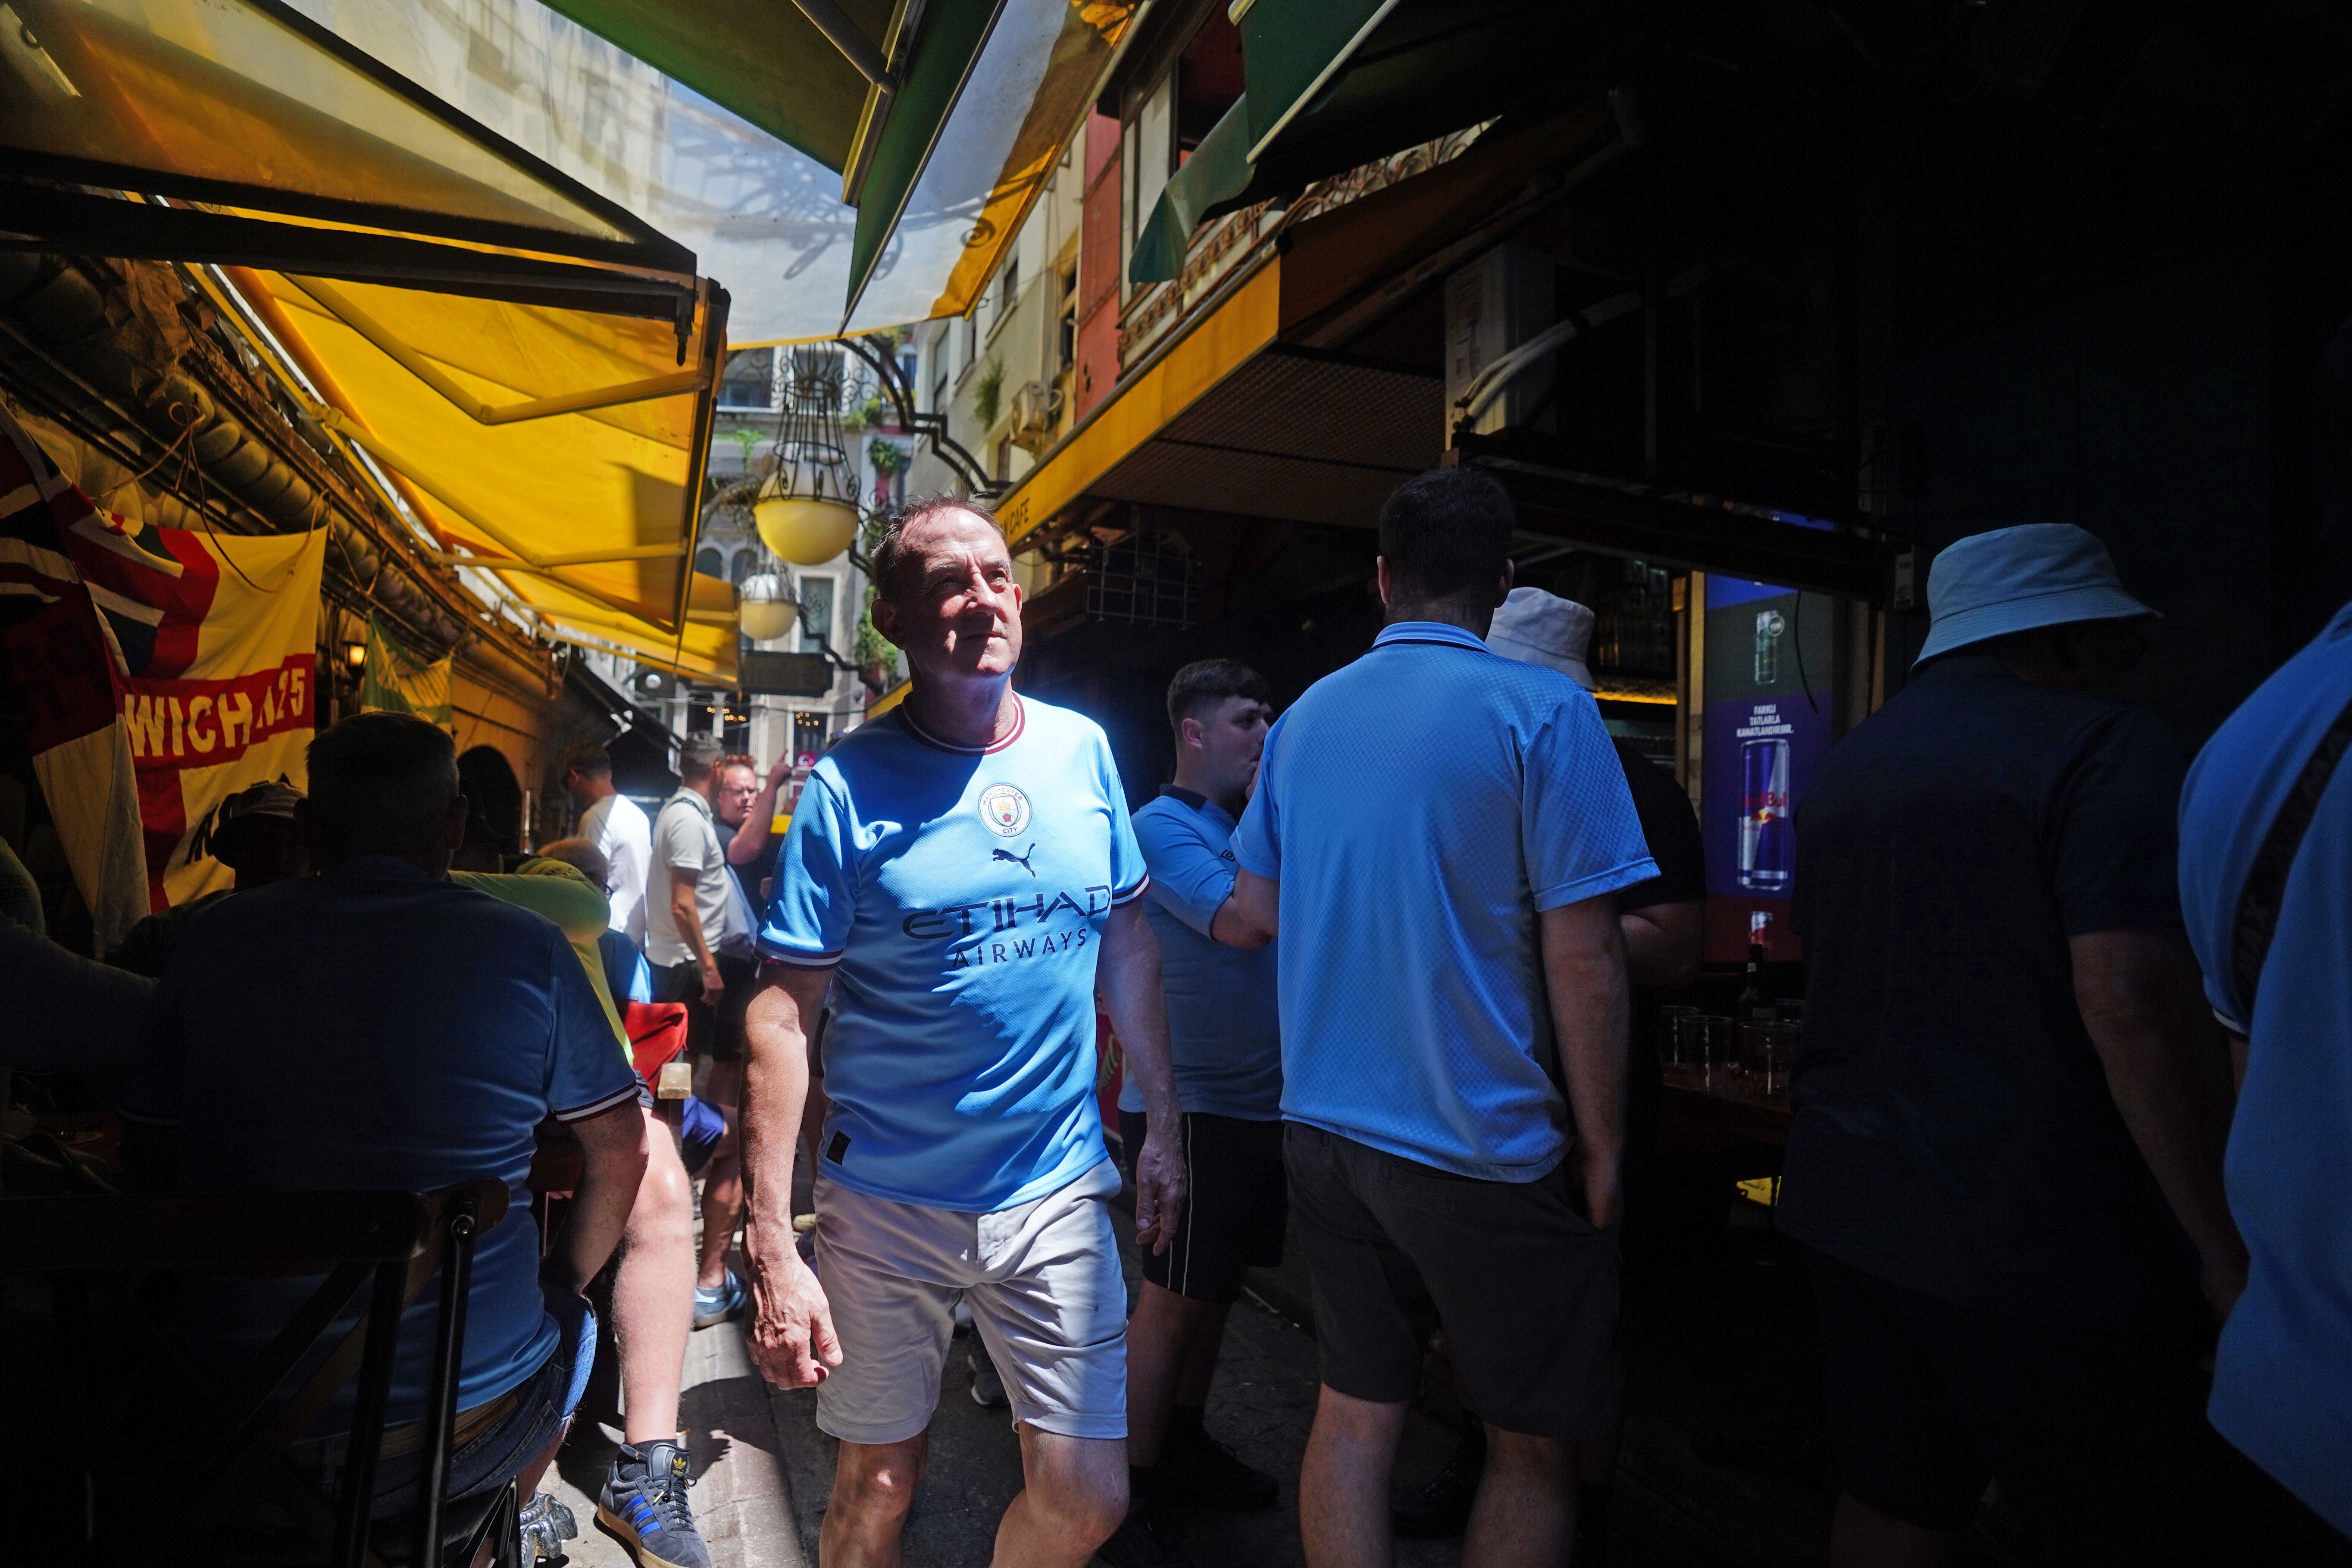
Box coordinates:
[737,546,800,643]
[754,346,860,566]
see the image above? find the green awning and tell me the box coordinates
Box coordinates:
[1235,0,1398,163]
[1130,94,1253,285]
[536,0,894,173]
[1134,0,1588,283]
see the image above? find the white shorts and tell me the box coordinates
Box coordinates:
[812,1158,1128,1446]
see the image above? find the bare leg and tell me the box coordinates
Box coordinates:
[696,1059,744,1291]
[991,1425,1127,1568]
[1126,1282,1214,1468]
[822,1435,927,1568]
[1299,1385,1410,1568]
[614,1111,694,1443]
[1462,1425,1574,1568]
[1830,1491,1959,1568]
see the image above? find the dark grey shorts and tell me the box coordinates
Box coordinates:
[1282,1121,1620,1440]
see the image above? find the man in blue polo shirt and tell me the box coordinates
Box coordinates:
[740,498,1186,1568]
[1232,466,1655,1566]
[1105,658,1282,1568]
[2180,598,2352,1544]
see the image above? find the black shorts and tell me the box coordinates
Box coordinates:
[1808,1247,2235,1556]
[653,954,758,1061]
[1282,1121,1618,1440]
[1119,1111,1285,1304]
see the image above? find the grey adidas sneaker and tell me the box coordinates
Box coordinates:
[597,1440,711,1568]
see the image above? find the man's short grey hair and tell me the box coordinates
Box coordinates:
[869,495,1005,603]
[677,734,724,782]
[534,836,610,891]
[307,713,459,860]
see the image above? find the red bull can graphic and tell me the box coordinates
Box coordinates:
[1739,736,1792,892]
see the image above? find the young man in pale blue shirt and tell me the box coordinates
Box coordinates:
[1104,659,1283,1568]
[1232,466,1655,1568]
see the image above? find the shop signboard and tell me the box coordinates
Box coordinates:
[1701,575,1834,963]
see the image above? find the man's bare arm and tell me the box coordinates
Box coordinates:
[1209,894,1273,950]
[1097,899,1189,1252]
[669,866,723,1004]
[1620,898,1703,990]
[1540,894,1631,1229]
[1232,868,1279,939]
[553,1100,649,1295]
[729,757,791,867]
[2073,928,2248,1321]
[741,963,843,1386]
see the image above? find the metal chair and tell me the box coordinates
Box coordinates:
[2,1177,519,1567]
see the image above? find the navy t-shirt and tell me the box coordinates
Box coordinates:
[1779,655,2192,1323]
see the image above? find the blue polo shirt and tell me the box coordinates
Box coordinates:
[121,859,641,1430]
[760,694,1147,1211]
[1117,786,1282,1121]
[2179,603,2352,1538]
[1233,621,1657,1180]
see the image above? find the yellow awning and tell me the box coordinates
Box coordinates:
[998,260,1283,545]
[221,267,738,681]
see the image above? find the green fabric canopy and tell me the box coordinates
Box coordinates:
[1130,94,1254,285]
[537,0,893,172]
[1133,0,1583,285]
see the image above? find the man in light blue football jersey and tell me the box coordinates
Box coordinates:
[739,499,1187,1568]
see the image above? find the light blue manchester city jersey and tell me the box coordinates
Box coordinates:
[760,695,1147,1211]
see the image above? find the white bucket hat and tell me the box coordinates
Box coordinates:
[1486,587,1597,690]
[1917,523,2158,664]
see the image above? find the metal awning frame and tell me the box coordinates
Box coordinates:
[0,185,699,333]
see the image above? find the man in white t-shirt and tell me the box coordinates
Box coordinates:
[647,735,736,1029]
[564,742,652,943]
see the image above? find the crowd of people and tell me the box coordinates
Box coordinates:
[4,463,2348,1568]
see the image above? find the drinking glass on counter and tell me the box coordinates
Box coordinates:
[1739,1008,1778,1077]
[1659,1005,1701,1066]
[1759,1020,1802,1095]
[1698,1015,1735,1084]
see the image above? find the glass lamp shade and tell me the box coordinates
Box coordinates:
[754,491,858,566]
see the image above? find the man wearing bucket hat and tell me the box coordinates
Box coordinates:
[1780,524,2249,1564]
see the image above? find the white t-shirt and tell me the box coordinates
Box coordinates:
[580,792,651,945]
[646,787,733,968]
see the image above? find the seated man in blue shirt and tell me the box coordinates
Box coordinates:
[1232,466,1656,1567]
[1105,659,1282,1568]
[121,712,649,1527]
[740,498,1188,1568]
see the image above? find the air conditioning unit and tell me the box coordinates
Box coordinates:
[1443,244,1555,445]
[1008,380,1063,451]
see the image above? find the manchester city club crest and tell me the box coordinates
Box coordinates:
[978,783,1032,836]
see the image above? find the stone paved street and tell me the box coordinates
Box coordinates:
[761,1200,1467,1568]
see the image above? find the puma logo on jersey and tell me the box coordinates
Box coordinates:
[991,843,1037,876]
